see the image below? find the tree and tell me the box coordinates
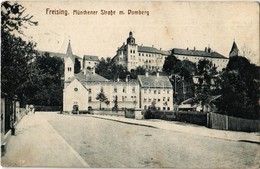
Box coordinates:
[170,60,196,103]
[163,55,180,75]
[144,100,157,119]
[112,95,118,111]
[74,58,81,73]
[1,1,38,105]
[105,100,110,109]
[22,52,64,106]
[1,1,38,34]
[129,66,145,79]
[96,88,108,110]
[216,56,260,119]
[96,57,128,80]
[193,59,219,111]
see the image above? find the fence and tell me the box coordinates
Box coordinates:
[208,112,260,132]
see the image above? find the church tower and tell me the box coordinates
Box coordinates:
[64,40,75,82]
[126,31,138,71]
[127,31,135,45]
[229,40,239,57]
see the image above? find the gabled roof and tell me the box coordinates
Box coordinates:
[138,75,172,88]
[83,55,99,61]
[172,48,228,59]
[117,44,126,51]
[138,46,170,55]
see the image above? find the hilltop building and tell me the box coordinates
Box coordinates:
[171,47,229,72]
[112,31,170,72]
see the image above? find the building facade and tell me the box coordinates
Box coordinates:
[63,41,174,112]
[138,72,174,111]
[113,31,170,72]
[82,55,99,69]
[171,47,229,72]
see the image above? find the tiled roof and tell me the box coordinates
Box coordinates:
[138,46,170,55]
[83,55,99,61]
[172,48,228,59]
[117,44,126,51]
[64,69,109,83]
[138,75,172,88]
[38,51,82,60]
[77,71,109,82]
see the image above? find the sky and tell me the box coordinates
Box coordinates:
[15,1,259,65]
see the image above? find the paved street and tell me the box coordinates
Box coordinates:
[2,112,259,168]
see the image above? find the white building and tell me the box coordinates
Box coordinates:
[171,47,229,72]
[83,55,99,69]
[138,72,174,111]
[63,41,140,112]
[113,31,170,72]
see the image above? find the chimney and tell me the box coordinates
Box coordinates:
[205,47,207,52]
[152,45,154,48]
[83,68,87,75]
[194,47,196,51]
[156,71,159,77]
[187,47,189,50]
[160,48,162,50]
[123,42,125,45]
[145,71,149,77]
[208,47,211,53]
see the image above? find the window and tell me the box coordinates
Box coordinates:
[144,89,147,93]
[167,97,170,101]
[122,96,125,101]
[163,107,166,110]
[144,98,147,102]
[167,107,170,110]
[123,87,126,93]
[163,97,165,101]
[158,99,160,102]
[167,90,170,94]
[88,96,92,102]
[158,90,161,94]
[74,88,78,92]
[154,90,157,94]
[114,87,117,93]
[132,87,135,93]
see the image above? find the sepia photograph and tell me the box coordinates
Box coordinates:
[1,0,259,168]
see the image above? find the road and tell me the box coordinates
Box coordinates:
[2,112,259,168]
[47,113,258,168]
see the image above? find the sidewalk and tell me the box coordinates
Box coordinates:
[1,114,89,167]
[86,114,260,143]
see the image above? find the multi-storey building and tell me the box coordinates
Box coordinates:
[138,72,174,111]
[63,40,174,112]
[113,31,170,72]
[82,55,99,69]
[171,47,229,72]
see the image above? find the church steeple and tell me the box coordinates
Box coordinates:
[229,40,239,57]
[66,40,73,56]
